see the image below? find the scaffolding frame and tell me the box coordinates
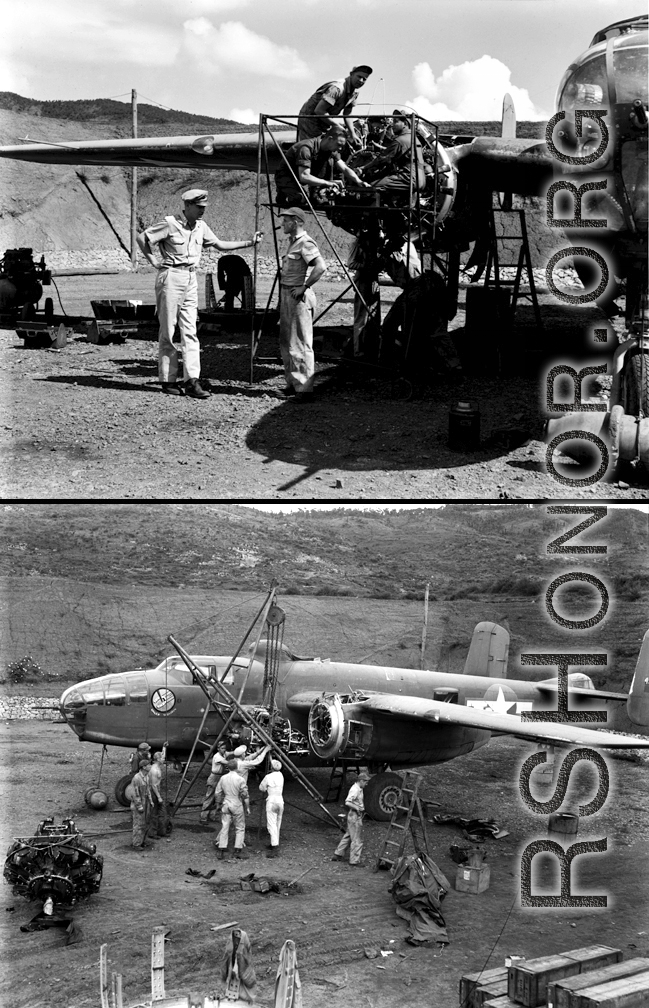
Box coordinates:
[248,112,447,385]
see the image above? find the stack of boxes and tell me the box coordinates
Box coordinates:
[460,946,649,1008]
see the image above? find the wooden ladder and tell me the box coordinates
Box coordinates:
[324,760,348,803]
[373,770,431,872]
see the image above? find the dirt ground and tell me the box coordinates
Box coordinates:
[1,271,646,501]
[2,716,648,1008]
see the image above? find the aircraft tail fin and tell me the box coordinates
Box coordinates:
[463,621,510,678]
[502,93,516,138]
[628,628,649,726]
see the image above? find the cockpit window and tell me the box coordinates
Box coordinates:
[84,684,105,706]
[105,678,126,706]
[127,674,148,703]
[613,45,648,103]
[557,54,608,115]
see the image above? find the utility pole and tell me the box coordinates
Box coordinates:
[130,89,137,270]
[420,581,430,670]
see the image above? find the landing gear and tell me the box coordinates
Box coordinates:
[114,774,134,808]
[363,771,404,822]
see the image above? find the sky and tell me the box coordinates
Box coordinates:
[3,0,642,125]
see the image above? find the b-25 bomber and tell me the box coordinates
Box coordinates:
[59,620,649,820]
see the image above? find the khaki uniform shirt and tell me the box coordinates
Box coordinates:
[299,77,358,136]
[142,216,220,267]
[215,770,250,807]
[344,782,365,814]
[280,231,321,287]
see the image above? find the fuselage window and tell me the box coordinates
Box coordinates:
[127,674,149,703]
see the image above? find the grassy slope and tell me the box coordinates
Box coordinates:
[1,505,647,705]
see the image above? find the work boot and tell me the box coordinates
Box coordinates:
[233,848,250,860]
[184,377,210,399]
[331,854,344,862]
[215,848,227,859]
[161,382,185,396]
[198,377,213,394]
[266,846,279,858]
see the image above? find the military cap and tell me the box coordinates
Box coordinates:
[279,207,306,223]
[182,189,209,205]
[137,742,151,751]
[233,745,247,757]
[358,768,371,780]
[270,758,282,771]
[351,65,373,75]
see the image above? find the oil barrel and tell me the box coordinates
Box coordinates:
[448,400,480,451]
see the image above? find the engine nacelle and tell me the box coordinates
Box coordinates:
[307,692,373,759]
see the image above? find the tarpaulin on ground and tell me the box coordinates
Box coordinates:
[388,852,451,945]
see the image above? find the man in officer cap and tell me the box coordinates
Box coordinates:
[297,65,373,144]
[137,190,263,398]
[277,207,327,401]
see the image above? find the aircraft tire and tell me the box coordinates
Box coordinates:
[114,774,135,808]
[363,771,404,822]
[622,350,649,417]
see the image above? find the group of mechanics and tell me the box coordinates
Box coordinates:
[129,738,372,866]
[137,64,429,405]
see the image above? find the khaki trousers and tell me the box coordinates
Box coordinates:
[334,809,363,864]
[217,800,246,849]
[279,288,316,393]
[155,267,200,382]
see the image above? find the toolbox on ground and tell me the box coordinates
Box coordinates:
[16,321,71,348]
[91,299,156,322]
[460,966,509,1007]
[455,863,491,894]
[548,960,649,1008]
[570,972,649,1008]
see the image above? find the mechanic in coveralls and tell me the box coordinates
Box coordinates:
[232,743,271,782]
[147,750,171,837]
[331,768,371,865]
[130,760,153,849]
[259,758,285,857]
[214,759,251,859]
[200,740,230,824]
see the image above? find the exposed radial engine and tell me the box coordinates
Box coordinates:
[4,818,103,909]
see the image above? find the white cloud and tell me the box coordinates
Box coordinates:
[182,19,309,78]
[228,107,258,123]
[408,55,549,122]
[5,1,179,67]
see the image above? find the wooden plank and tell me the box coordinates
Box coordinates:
[575,972,649,1008]
[548,960,649,1008]
[99,944,109,1008]
[563,946,624,971]
[151,926,167,1001]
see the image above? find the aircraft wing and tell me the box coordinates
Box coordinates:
[359,693,649,749]
[447,136,553,197]
[0,130,296,171]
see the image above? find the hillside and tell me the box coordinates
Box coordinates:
[0,93,548,258]
[1,505,647,707]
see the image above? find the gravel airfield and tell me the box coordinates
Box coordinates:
[1,704,648,1008]
[2,271,646,501]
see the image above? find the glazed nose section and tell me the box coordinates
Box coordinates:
[59,685,88,737]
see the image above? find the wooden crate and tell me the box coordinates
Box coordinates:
[459,967,508,1007]
[549,961,649,1008]
[474,979,509,1004]
[508,955,581,1007]
[563,947,624,972]
[574,972,649,1008]
[455,864,491,894]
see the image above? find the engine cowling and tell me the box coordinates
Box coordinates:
[307,692,373,759]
